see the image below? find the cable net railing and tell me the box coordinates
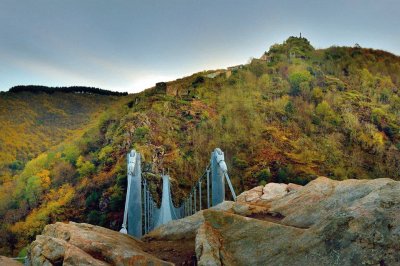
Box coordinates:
[120,148,237,237]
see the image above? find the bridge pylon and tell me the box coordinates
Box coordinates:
[120,148,236,237]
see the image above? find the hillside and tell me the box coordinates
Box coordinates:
[1,36,400,256]
[0,88,121,178]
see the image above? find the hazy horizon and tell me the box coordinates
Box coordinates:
[1,0,399,93]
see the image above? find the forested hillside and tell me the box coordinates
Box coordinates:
[0,90,121,179]
[1,36,400,256]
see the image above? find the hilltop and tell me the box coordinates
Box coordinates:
[1,36,400,256]
[7,85,128,96]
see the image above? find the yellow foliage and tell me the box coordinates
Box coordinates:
[11,184,75,240]
[36,169,51,190]
[0,92,117,174]
[0,180,16,213]
[372,132,385,147]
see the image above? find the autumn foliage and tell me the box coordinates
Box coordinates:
[1,36,400,255]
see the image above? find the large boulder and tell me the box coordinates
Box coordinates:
[143,201,234,241]
[236,186,263,203]
[195,177,400,265]
[237,182,303,203]
[270,177,400,229]
[196,210,305,265]
[287,182,303,192]
[260,183,288,201]
[27,177,400,265]
[29,222,172,266]
[195,222,222,266]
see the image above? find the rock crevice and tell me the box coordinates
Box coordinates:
[29,222,172,266]
[28,177,400,265]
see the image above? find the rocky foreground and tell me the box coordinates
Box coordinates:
[27,177,400,265]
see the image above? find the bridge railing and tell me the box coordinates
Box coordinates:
[120,148,237,238]
[179,148,237,218]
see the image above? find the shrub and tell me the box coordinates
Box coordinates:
[76,156,96,178]
[85,191,100,208]
[256,168,272,183]
[312,87,324,103]
[87,210,106,226]
[61,145,80,165]
[98,145,114,164]
[51,161,76,187]
[109,187,124,212]
[232,157,248,170]
[134,127,149,143]
[371,108,386,128]
[288,71,312,96]
[192,76,205,87]
[285,101,295,115]
[315,101,338,125]
[9,160,24,171]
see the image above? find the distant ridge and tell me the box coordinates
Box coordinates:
[8,85,128,96]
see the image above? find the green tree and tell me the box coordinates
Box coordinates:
[311,87,324,103]
[315,101,337,125]
[76,156,95,178]
[285,101,295,116]
[62,145,80,165]
[134,127,150,143]
[256,168,272,184]
[258,74,271,91]
[288,71,312,96]
[24,176,41,207]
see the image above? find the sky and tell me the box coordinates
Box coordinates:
[0,0,399,93]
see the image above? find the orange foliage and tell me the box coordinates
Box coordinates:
[36,170,51,190]
[10,184,75,247]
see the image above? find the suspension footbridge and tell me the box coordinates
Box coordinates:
[120,148,237,237]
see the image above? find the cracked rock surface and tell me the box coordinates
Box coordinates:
[146,177,400,265]
[28,177,400,265]
[29,222,172,266]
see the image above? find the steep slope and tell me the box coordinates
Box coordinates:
[0,89,120,178]
[1,36,400,256]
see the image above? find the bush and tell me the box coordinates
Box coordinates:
[134,127,149,143]
[289,71,312,96]
[98,145,115,166]
[285,101,295,115]
[249,60,269,77]
[76,156,96,178]
[192,76,205,88]
[259,180,267,186]
[9,160,24,171]
[51,161,76,187]
[256,168,272,183]
[232,157,248,170]
[371,108,386,128]
[61,145,80,165]
[276,167,290,183]
[312,87,323,103]
[109,188,124,211]
[315,101,338,125]
[85,191,100,208]
[87,210,106,226]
